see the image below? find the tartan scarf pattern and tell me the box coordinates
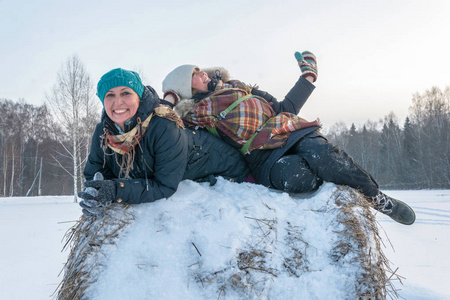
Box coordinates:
[101,106,184,178]
[183,80,320,153]
[101,113,153,178]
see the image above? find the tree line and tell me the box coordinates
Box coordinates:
[0,56,448,198]
[324,86,449,189]
[0,56,100,200]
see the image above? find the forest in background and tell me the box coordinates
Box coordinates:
[323,85,449,189]
[1,57,449,197]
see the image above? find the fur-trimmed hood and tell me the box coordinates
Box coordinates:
[173,98,197,119]
[174,67,231,118]
[204,67,231,83]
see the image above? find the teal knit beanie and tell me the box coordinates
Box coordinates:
[97,68,144,103]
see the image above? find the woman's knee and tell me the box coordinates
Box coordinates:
[270,155,323,193]
[295,136,330,153]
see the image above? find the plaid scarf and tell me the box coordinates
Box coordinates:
[182,80,320,153]
[101,106,184,178]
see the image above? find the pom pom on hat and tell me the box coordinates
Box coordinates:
[97,68,144,103]
[162,65,197,100]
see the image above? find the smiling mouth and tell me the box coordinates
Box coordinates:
[114,109,128,114]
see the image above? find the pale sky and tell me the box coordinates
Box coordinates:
[1,0,449,129]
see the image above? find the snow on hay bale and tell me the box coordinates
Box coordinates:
[56,180,400,300]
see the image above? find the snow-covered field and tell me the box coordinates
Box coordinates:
[0,182,449,300]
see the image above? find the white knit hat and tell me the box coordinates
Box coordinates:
[162,64,198,100]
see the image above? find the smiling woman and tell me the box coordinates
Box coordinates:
[77,68,249,217]
[191,67,211,95]
[103,87,140,131]
[162,51,416,226]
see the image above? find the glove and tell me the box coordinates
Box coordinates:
[163,91,181,106]
[78,172,117,217]
[294,51,318,82]
[79,195,104,217]
[251,88,277,104]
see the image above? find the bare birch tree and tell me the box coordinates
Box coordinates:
[46,55,99,202]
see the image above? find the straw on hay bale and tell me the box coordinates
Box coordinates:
[56,204,135,299]
[56,181,400,300]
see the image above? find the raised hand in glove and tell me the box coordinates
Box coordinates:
[294,51,318,82]
[78,172,117,217]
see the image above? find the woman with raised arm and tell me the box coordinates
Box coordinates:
[162,51,415,225]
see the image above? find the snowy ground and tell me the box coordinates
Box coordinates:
[375,189,450,300]
[0,183,449,300]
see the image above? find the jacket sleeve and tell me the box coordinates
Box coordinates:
[115,118,188,204]
[84,123,116,181]
[183,129,250,183]
[252,76,315,115]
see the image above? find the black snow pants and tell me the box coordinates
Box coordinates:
[269,136,379,197]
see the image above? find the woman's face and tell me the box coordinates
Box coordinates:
[103,86,140,130]
[191,68,211,92]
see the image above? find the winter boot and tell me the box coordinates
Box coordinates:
[371,192,416,225]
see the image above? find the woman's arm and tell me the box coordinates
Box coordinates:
[252,76,315,115]
[115,118,188,204]
[253,51,318,115]
[83,119,189,204]
[84,123,117,180]
[183,129,250,183]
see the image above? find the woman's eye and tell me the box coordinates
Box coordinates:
[105,93,114,98]
[122,91,131,96]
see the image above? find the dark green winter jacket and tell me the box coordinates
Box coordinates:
[84,85,249,204]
